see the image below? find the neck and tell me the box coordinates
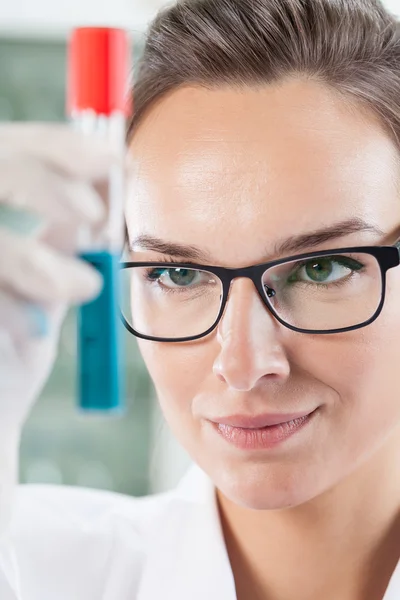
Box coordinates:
[217,434,400,600]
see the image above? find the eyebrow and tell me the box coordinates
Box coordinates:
[130,234,212,261]
[129,218,385,262]
[273,218,385,256]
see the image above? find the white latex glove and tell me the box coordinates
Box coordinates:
[0,123,120,535]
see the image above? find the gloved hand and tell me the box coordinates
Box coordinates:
[0,123,120,534]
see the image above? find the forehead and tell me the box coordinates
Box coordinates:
[127,79,399,263]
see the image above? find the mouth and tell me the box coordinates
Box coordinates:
[208,408,319,451]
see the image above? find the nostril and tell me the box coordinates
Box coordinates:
[215,371,226,384]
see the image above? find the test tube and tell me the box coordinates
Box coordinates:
[67,27,131,412]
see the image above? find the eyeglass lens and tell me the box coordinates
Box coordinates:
[120,252,382,339]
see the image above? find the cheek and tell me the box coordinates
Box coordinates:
[296,273,400,451]
[354,277,400,436]
[137,338,217,436]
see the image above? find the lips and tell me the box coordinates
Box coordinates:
[210,411,315,429]
[208,409,319,451]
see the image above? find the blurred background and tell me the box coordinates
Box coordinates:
[0,0,192,497]
[1,0,400,498]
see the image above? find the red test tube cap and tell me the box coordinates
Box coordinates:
[67,27,131,117]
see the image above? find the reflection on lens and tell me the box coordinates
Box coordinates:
[121,266,223,339]
[263,252,382,331]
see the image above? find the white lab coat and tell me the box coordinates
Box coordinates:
[0,464,399,599]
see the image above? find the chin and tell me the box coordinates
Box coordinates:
[220,483,311,511]
[214,461,324,511]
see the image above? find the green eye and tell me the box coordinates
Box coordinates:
[146,267,200,288]
[168,268,197,286]
[288,256,363,285]
[304,259,334,282]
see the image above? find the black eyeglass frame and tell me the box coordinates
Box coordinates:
[120,242,400,342]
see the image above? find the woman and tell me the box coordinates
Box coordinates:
[1,0,400,598]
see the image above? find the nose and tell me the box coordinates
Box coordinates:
[213,278,291,392]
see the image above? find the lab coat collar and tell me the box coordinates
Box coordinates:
[384,560,400,600]
[136,464,236,600]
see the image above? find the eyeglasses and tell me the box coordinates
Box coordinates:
[119,242,400,342]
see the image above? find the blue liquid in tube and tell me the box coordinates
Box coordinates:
[77,250,125,413]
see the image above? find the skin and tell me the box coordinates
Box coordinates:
[126,78,400,600]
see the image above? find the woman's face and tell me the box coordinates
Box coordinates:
[126,78,400,510]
